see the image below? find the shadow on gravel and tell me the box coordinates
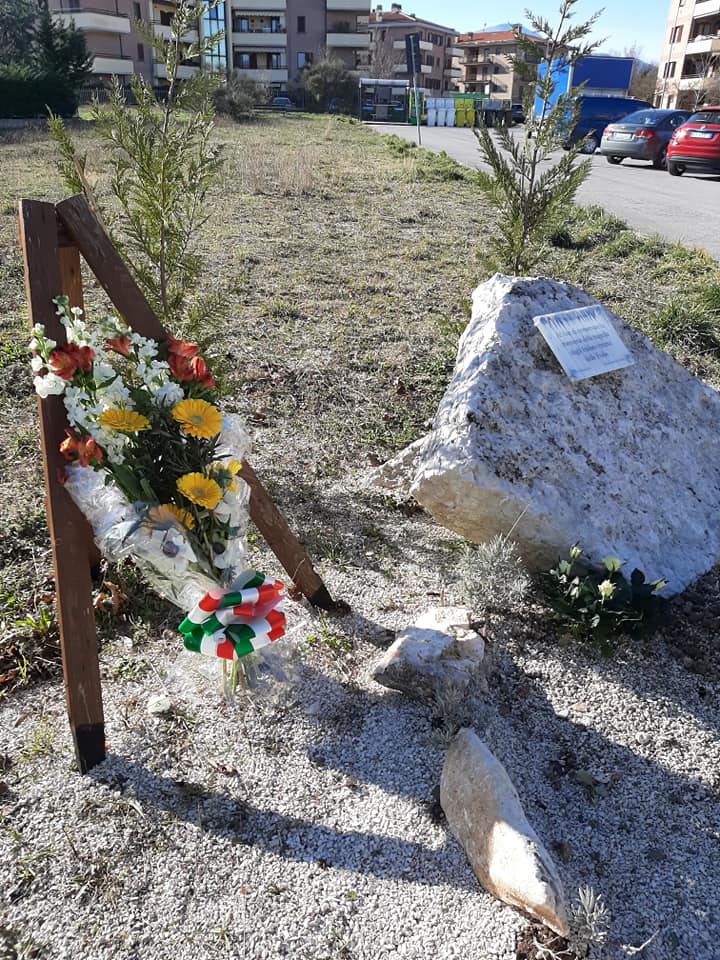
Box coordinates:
[89,753,477,892]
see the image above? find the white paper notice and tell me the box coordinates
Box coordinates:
[533,305,634,382]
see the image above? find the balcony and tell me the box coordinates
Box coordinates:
[677,76,704,90]
[153,22,199,41]
[327,0,367,8]
[447,46,463,58]
[686,34,720,55]
[392,62,431,74]
[154,62,200,79]
[231,30,286,45]
[392,38,432,51]
[92,54,134,74]
[52,9,130,33]
[230,0,286,8]
[693,0,720,18]
[326,31,370,48]
[444,67,462,78]
[232,67,288,81]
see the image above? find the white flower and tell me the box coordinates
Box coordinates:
[28,337,39,351]
[93,362,116,383]
[30,355,45,372]
[33,373,66,398]
[598,579,615,601]
[153,381,185,407]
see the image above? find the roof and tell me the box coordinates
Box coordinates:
[456,29,543,45]
[368,10,458,34]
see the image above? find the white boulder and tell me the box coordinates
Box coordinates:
[441,728,569,936]
[371,606,485,700]
[393,274,720,594]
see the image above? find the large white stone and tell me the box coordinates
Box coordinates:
[371,606,485,700]
[398,274,720,594]
[441,728,569,936]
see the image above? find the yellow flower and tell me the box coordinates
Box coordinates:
[177,472,222,510]
[99,409,151,433]
[226,459,242,475]
[171,399,222,439]
[162,503,196,530]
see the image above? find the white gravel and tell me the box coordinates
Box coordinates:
[1,474,719,960]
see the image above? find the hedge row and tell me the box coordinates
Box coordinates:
[0,65,78,118]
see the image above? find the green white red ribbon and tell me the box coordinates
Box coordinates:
[179,572,285,660]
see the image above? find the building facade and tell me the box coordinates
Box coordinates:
[456,26,541,104]
[368,4,461,93]
[658,0,720,109]
[51,0,371,95]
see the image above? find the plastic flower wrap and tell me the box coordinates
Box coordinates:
[29,297,285,667]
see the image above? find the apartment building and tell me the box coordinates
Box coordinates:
[368,4,461,93]
[658,0,720,108]
[51,0,371,95]
[456,25,541,104]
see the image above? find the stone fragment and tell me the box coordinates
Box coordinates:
[371,606,485,700]
[382,274,720,594]
[441,728,569,936]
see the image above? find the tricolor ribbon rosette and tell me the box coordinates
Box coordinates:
[179,572,286,660]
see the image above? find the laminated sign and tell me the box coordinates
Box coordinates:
[533,305,634,381]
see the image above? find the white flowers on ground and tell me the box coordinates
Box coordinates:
[154,380,185,407]
[33,373,66,398]
[597,579,616,601]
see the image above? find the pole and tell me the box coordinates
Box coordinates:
[410,41,421,146]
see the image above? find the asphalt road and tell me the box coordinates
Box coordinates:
[369,124,720,261]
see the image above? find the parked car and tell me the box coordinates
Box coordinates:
[511,103,525,124]
[563,95,654,154]
[271,96,294,111]
[667,106,720,177]
[599,109,691,168]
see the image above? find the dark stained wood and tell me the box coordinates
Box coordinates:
[241,460,341,611]
[19,199,105,773]
[56,195,166,341]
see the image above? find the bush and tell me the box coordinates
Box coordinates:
[214,75,266,123]
[457,534,531,612]
[0,62,77,117]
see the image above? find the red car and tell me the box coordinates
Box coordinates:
[667,106,720,177]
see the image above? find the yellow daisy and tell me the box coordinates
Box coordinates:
[99,409,151,433]
[177,473,222,510]
[162,503,196,530]
[171,399,222,439]
[226,459,243,475]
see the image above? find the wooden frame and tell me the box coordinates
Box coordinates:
[19,195,340,774]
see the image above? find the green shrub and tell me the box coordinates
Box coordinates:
[542,547,666,653]
[214,74,266,123]
[0,63,77,117]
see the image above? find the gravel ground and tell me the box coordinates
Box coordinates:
[1,472,719,960]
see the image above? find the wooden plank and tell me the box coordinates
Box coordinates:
[55,195,166,341]
[19,199,105,774]
[241,461,340,611]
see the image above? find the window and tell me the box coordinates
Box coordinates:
[270,52,281,69]
[137,42,144,60]
[237,53,250,68]
[297,51,312,68]
[233,17,248,31]
[297,15,305,33]
[671,25,682,43]
[270,17,281,32]
[133,2,141,20]
[159,9,172,26]
[66,0,79,9]
[202,2,227,72]
[663,61,676,78]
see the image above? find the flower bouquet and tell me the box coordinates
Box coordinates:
[29,297,285,684]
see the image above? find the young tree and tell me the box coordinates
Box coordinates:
[369,40,403,80]
[473,1,603,274]
[50,0,225,329]
[302,53,355,112]
[691,52,720,108]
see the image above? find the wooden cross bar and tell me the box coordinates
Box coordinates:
[19,195,340,774]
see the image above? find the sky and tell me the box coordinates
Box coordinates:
[399,0,669,64]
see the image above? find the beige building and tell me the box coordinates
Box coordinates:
[368,4,461,93]
[658,0,720,109]
[456,26,541,104]
[51,0,371,95]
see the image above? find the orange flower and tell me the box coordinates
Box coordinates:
[49,343,95,380]
[105,335,131,357]
[167,335,199,358]
[190,355,215,389]
[59,429,103,467]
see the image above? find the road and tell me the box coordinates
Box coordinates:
[369,124,720,261]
